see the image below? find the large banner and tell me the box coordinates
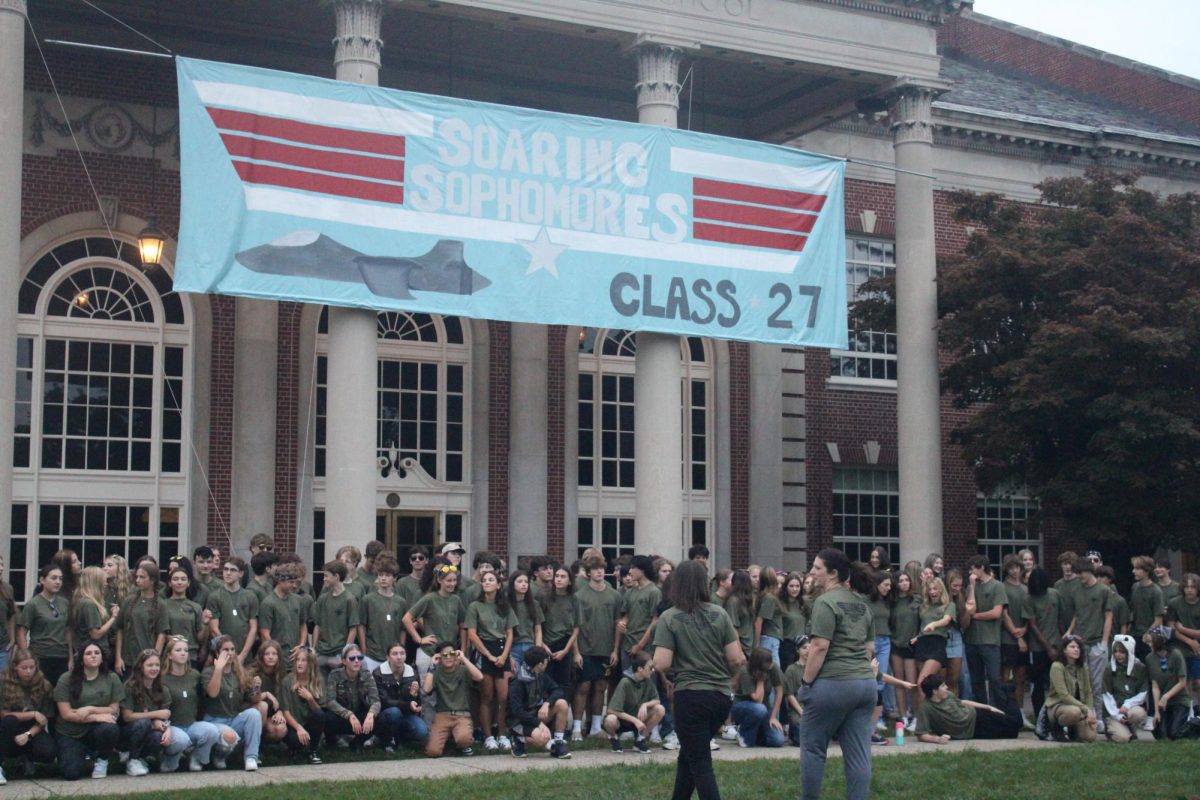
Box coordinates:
[175,58,847,347]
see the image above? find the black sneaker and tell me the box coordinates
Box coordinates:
[460,746,474,757]
[633,737,651,754]
[511,737,527,759]
[551,740,572,759]
[609,736,623,754]
[307,751,323,765]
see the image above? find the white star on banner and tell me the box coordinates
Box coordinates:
[518,227,568,278]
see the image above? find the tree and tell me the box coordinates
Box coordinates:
[932,169,1200,552]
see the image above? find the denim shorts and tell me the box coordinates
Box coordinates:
[946,628,965,659]
[1186,655,1200,680]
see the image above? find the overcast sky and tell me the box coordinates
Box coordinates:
[972,0,1199,81]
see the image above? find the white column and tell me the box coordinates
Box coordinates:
[508,323,547,561]
[323,0,385,554]
[631,39,684,561]
[890,83,944,562]
[232,298,278,541]
[0,1,27,545]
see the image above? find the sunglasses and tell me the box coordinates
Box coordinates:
[437,565,458,575]
[346,654,365,662]
[410,556,427,562]
[440,651,461,660]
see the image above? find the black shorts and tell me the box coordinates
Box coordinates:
[891,644,915,661]
[610,718,640,735]
[476,639,511,677]
[579,654,611,683]
[914,635,947,665]
[1000,643,1023,668]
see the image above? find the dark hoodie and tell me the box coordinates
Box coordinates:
[372,660,420,713]
[506,661,565,731]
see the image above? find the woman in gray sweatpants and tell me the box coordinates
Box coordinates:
[798,548,877,800]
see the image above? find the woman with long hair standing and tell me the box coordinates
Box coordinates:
[653,560,745,800]
[70,567,119,663]
[798,549,876,800]
[102,555,134,609]
[115,560,160,676]
[18,565,71,686]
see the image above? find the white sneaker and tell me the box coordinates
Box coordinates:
[497,735,512,750]
[91,758,109,779]
[161,753,182,773]
[650,728,663,744]
[736,731,749,748]
[1142,717,1155,732]
[663,732,680,750]
[117,751,130,765]
[126,758,149,777]
[244,757,258,772]
[0,765,7,785]
[484,735,500,751]
[721,724,738,741]
[188,753,205,772]
[875,718,888,732]
[571,729,584,742]
[709,739,721,751]
[904,716,916,733]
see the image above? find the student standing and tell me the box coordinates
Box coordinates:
[1129,556,1164,659]
[913,577,955,695]
[54,643,123,780]
[1068,558,1113,728]
[312,560,362,675]
[1022,567,1062,732]
[17,565,72,687]
[541,565,582,694]
[0,649,57,783]
[797,550,876,800]
[620,556,662,670]
[944,569,971,700]
[507,570,545,672]
[779,573,808,677]
[573,555,623,741]
[889,570,920,727]
[0,556,15,675]
[205,556,259,665]
[1154,560,1181,609]
[1164,572,1200,711]
[964,556,1007,704]
[1145,625,1192,740]
[360,556,408,673]
[404,564,466,691]
[653,560,744,800]
[465,571,517,750]
[753,568,783,667]
[258,564,309,661]
[999,555,1029,715]
[70,567,119,663]
[155,568,209,665]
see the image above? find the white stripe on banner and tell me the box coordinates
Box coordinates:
[670,147,837,191]
[243,187,800,274]
[193,81,435,138]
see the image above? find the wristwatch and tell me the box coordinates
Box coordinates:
[800,677,815,688]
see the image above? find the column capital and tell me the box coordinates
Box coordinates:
[885,79,950,146]
[326,0,386,79]
[0,0,28,16]
[625,34,698,124]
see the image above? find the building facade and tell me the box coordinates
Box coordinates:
[3,0,1199,599]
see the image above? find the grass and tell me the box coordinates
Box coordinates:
[20,740,1200,800]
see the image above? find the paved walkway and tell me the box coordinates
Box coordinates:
[2,733,1063,799]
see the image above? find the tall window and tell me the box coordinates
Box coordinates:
[977,493,1041,572]
[12,235,191,596]
[315,309,468,481]
[830,237,896,383]
[832,467,899,564]
[576,329,713,558]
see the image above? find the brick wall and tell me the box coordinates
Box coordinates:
[545,325,565,561]
[273,302,302,551]
[941,14,1200,130]
[488,321,510,555]
[207,296,236,549]
[728,341,750,568]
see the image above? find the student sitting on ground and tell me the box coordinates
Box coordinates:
[729,647,785,748]
[1101,634,1149,743]
[914,675,1022,743]
[782,635,811,746]
[603,651,666,754]
[423,641,483,758]
[506,645,572,759]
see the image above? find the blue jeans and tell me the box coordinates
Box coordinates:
[207,709,263,761]
[656,671,675,737]
[759,635,781,667]
[966,643,1002,705]
[799,678,876,800]
[171,721,221,764]
[511,642,533,672]
[874,635,895,713]
[730,700,785,747]
[378,706,429,745]
[0,647,8,674]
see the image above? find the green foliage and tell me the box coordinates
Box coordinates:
[937,168,1200,550]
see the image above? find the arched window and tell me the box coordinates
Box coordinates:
[576,329,713,561]
[10,235,190,600]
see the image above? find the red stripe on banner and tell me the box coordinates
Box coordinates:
[232,161,405,204]
[693,199,818,234]
[693,177,826,213]
[221,133,405,183]
[694,222,808,252]
[207,107,406,157]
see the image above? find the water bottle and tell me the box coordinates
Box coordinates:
[894,721,905,746]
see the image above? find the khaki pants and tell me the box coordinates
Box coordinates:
[425,712,474,757]
[1106,706,1148,743]
[1050,705,1097,742]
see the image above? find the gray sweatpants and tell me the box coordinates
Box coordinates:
[1085,642,1108,722]
[799,678,876,800]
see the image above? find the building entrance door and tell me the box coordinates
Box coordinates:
[375,510,440,573]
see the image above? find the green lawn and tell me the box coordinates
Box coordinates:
[34,740,1200,800]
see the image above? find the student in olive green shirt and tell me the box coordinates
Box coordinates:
[1155,560,1182,610]
[965,556,1007,705]
[573,557,623,740]
[18,566,72,687]
[422,642,483,757]
[156,568,210,664]
[914,674,1022,742]
[397,547,429,609]
[619,556,661,669]
[729,647,786,748]
[202,636,264,770]
[1145,626,1191,739]
[258,566,310,660]
[1129,556,1164,655]
[205,556,259,664]
[1067,559,1113,725]
[403,565,467,682]
[464,572,518,750]
[359,556,408,671]
[54,642,123,780]
[1164,574,1200,708]
[312,561,362,674]
[161,636,221,770]
[753,567,783,666]
[602,651,664,753]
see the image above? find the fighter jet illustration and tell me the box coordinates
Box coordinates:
[235,231,490,300]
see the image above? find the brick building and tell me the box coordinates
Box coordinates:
[2,1,1198,598]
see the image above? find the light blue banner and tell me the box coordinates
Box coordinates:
[175,57,847,347]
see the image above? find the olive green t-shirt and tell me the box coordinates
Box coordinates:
[725,598,755,652]
[432,665,471,713]
[756,593,782,640]
[622,583,662,649]
[200,666,250,718]
[868,598,891,639]
[608,674,658,716]
[1158,581,1181,610]
[21,594,70,659]
[1021,590,1063,653]
[342,578,372,603]
[653,604,737,692]
[1072,581,1112,645]
[1129,582,1164,639]
[918,602,956,639]
[915,693,976,739]
[465,600,518,641]
[408,592,466,656]
[3,680,55,719]
[258,591,309,652]
[312,589,362,657]
[1109,591,1130,635]
[809,588,874,681]
[360,591,408,661]
[542,593,581,643]
[247,579,271,604]
[281,673,320,724]
[53,671,124,738]
[71,599,113,656]
[397,575,425,609]
[1000,581,1028,646]
[1145,649,1189,708]
[965,578,1007,647]
[781,599,808,641]
[890,596,921,647]
[783,662,806,723]
[1054,577,1080,632]
[161,669,203,727]
[1166,596,1200,654]
[460,580,484,607]
[733,663,784,703]
[157,597,206,659]
[206,586,259,654]
[577,582,623,656]
[1103,659,1149,707]
[512,597,545,644]
[120,683,173,714]
[119,593,160,667]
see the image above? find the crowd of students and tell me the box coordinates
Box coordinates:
[0,538,1197,790]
